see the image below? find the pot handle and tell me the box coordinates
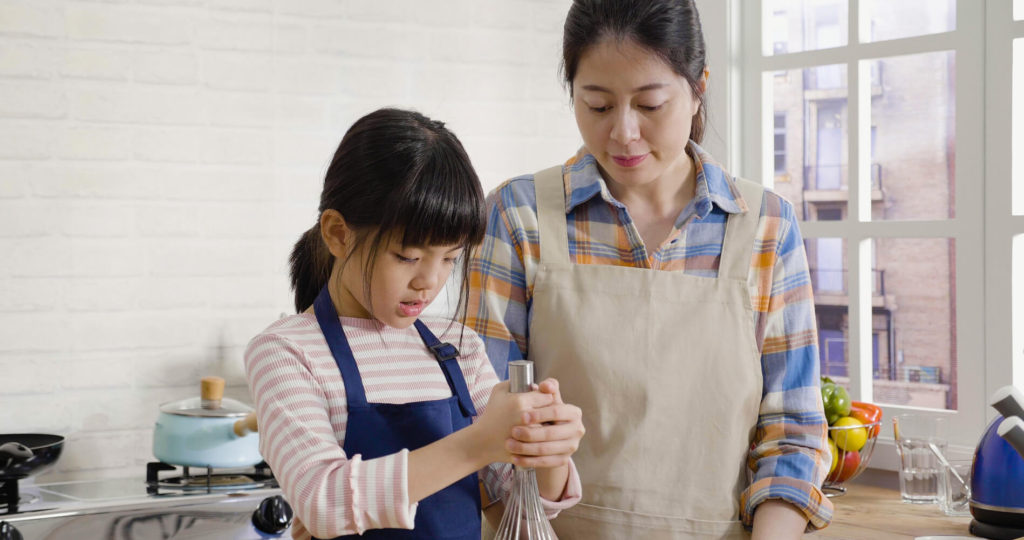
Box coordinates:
[234,412,259,437]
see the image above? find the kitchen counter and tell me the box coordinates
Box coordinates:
[809,480,974,539]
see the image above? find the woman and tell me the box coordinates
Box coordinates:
[467,1,833,538]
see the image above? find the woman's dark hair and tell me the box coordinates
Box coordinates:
[562,0,707,143]
[290,108,485,325]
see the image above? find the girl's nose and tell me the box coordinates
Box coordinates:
[609,109,640,145]
[411,267,441,291]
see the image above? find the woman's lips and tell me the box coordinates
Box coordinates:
[398,301,425,317]
[612,154,648,168]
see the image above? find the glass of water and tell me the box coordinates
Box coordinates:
[893,414,947,504]
[938,458,973,516]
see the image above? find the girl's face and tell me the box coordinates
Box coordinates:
[337,232,463,328]
[572,37,704,190]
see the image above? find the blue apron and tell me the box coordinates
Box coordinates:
[312,286,482,539]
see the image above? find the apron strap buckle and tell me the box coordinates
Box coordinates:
[428,342,460,362]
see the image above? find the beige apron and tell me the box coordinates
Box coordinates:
[529,165,765,539]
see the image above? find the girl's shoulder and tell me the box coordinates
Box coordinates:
[416,316,486,354]
[246,313,322,351]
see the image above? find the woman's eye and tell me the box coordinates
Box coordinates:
[588,105,610,113]
[639,104,663,112]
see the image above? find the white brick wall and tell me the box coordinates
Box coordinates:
[0,0,735,483]
[0,0,581,482]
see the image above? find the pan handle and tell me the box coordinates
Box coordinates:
[0,443,32,469]
[233,412,259,437]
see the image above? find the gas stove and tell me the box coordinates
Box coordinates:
[0,462,293,539]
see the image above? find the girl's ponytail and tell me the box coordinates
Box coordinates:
[289,224,334,313]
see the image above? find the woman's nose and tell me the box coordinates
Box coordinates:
[609,109,640,145]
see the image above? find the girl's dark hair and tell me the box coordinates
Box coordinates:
[561,0,707,143]
[290,108,486,323]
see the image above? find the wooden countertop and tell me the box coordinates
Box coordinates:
[809,482,974,539]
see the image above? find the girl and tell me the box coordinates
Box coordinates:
[468,1,832,538]
[245,108,584,540]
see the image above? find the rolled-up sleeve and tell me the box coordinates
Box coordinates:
[739,198,834,530]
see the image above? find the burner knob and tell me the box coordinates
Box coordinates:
[252,495,292,535]
[0,521,22,540]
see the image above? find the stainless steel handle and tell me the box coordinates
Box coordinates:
[508,360,534,394]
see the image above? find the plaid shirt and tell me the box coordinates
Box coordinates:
[466,142,834,530]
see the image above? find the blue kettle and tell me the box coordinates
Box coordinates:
[970,385,1024,532]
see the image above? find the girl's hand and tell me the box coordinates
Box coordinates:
[473,381,556,464]
[506,378,585,469]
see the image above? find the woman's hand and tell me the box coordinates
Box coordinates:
[506,378,585,469]
[472,381,556,464]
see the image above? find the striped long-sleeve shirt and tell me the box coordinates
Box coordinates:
[466,142,834,529]
[244,314,582,540]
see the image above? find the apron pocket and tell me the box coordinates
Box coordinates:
[553,503,748,540]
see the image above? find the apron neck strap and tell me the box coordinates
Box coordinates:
[413,321,478,418]
[535,165,570,264]
[719,177,765,282]
[313,285,369,408]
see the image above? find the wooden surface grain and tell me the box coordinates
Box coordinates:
[810,483,975,539]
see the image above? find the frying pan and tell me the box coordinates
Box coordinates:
[0,434,64,480]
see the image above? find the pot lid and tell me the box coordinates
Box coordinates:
[159,376,253,417]
[159,396,253,418]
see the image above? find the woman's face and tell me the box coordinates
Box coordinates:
[572,37,703,190]
[337,232,463,329]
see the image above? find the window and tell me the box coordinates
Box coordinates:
[745,0,996,466]
[774,113,787,174]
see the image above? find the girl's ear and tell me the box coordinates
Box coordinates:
[320,210,352,259]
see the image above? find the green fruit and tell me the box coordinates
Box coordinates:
[820,377,852,425]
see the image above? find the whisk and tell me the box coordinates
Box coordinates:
[494,360,557,540]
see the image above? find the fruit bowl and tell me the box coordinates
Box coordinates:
[823,418,882,497]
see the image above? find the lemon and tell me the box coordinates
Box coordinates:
[832,416,867,452]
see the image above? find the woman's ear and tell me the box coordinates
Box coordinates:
[319,210,352,259]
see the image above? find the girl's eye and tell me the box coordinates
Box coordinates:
[395,253,417,263]
[443,257,458,265]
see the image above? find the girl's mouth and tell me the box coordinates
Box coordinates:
[399,300,425,317]
[612,154,648,168]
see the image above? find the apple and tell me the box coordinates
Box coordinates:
[826,449,861,483]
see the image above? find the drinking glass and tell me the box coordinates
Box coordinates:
[938,458,972,517]
[892,414,947,504]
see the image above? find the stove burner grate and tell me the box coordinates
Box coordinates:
[145,461,276,495]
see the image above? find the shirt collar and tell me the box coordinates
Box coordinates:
[561,141,749,217]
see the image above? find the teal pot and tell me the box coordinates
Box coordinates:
[152,377,261,468]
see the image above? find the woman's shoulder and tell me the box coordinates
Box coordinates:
[486,172,540,214]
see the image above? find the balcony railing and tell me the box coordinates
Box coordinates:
[807,268,886,296]
[803,162,883,192]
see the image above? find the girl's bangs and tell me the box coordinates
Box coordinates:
[382,148,485,249]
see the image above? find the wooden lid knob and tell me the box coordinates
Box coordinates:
[200,376,225,408]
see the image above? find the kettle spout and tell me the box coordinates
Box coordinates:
[998,416,1024,460]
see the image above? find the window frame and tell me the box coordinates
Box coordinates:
[738,0,1000,469]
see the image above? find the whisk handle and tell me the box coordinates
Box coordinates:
[509,360,534,393]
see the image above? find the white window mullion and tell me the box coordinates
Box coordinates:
[845,0,870,401]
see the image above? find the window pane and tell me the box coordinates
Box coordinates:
[806,237,849,379]
[871,238,957,411]
[1016,0,1024,21]
[863,0,956,43]
[1015,39,1024,215]
[869,52,956,221]
[771,65,848,221]
[764,0,848,56]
